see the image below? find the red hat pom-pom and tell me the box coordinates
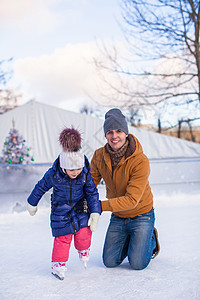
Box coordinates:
[59,128,81,151]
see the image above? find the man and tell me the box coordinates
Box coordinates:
[90,108,160,270]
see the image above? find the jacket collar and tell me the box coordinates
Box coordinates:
[103,134,136,171]
[104,134,136,159]
[125,134,136,158]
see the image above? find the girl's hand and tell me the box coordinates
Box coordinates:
[88,213,100,232]
[27,203,38,216]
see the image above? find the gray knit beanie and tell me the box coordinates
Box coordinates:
[103,108,129,135]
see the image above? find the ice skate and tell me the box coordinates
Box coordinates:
[78,249,90,268]
[152,228,160,259]
[51,262,67,280]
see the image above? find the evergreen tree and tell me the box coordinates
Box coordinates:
[0,123,34,164]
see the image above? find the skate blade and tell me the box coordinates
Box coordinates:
[83,262,87,269]
[51,272,64,280]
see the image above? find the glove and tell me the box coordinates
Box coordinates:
[88,213,100,232]
[27,203,38,216]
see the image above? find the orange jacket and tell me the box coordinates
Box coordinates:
[90,134,153,218]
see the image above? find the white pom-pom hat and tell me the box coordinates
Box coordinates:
[59,150,84,170]
[59,127,84,170]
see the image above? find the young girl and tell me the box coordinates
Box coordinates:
[27,128,101,280]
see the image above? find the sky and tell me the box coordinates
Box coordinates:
[1,0,199,128]
[1,0,125,113]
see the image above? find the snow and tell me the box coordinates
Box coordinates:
[1,183,200,299]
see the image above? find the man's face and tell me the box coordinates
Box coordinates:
[105,129,128,151]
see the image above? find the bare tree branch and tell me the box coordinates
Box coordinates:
[93,0,200,136]
[0,58,20,113]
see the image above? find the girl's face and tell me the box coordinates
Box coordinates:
[65,168,82,179]
[106,129,128,151]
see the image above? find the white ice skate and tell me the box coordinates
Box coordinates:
[51,262,67,280]
[78,249,90,268]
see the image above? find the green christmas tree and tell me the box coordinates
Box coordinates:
[0,120,34,164]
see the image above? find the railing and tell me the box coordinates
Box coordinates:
[0,157,200,194]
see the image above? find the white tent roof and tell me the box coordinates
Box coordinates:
[0,100,200,164]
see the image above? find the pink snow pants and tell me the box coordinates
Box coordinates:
[52,226,92,262]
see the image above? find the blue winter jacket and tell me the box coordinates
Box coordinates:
[27,156,101,237]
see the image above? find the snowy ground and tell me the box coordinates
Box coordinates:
[0,184,200,300]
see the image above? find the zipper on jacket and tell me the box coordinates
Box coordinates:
[67,213,77,235]
[69,179,77,235]
[70,179,73,209]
